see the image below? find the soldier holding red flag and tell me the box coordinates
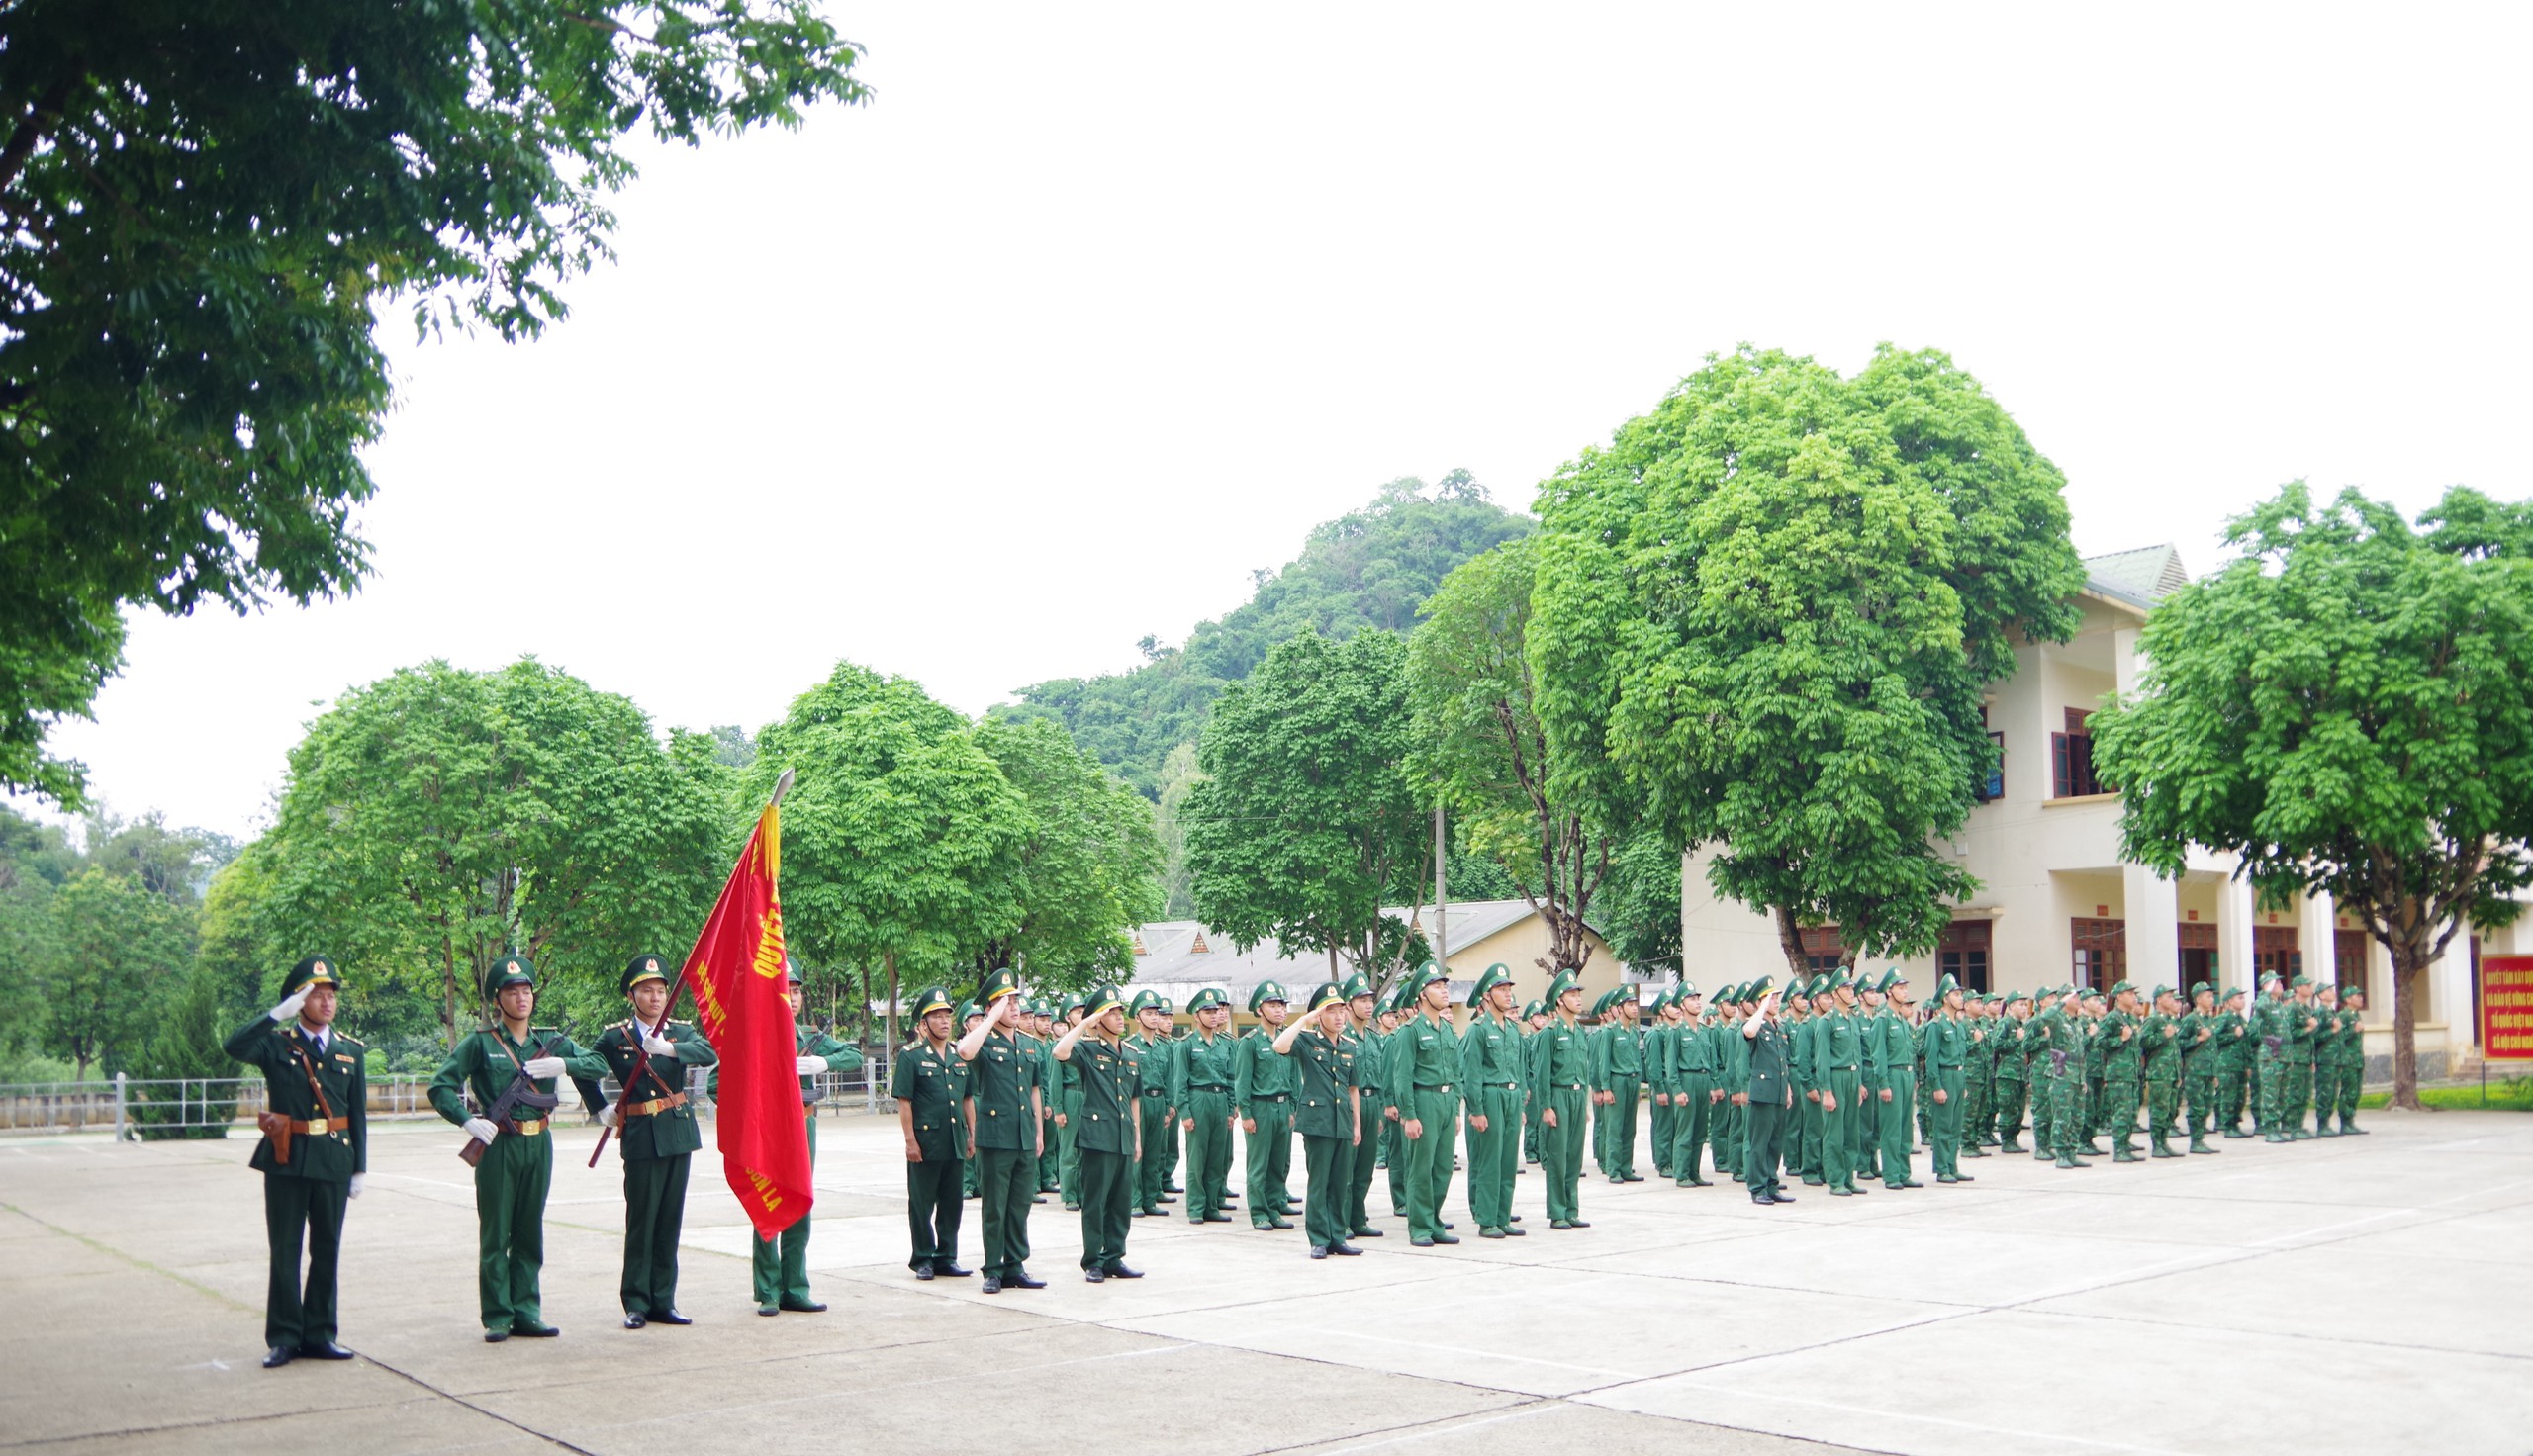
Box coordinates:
[591,953,717,1328]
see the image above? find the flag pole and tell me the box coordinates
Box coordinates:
[591,768,796,1167]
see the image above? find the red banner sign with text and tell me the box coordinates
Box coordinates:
[2484,954,2533,1061]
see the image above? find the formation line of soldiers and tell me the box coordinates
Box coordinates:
[231,951,2369,1364]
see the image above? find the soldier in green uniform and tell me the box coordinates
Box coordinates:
[1959,994,1991,1157]
[1713,985,1746,1183]
[1127,991,1176,1217]
[1054,993,1088,1209]
[2097,982,2142,1162]
[2176,982,2220,1153]
[1815,968,1865,1196]
[1784,979,1821,1187]
[1342,975,1386,1239]
[1053,984,1145,1282]
[1156,997,1186,1195]
[227,956,367,1367]
[2035,984,2090,1168]
[1388,963,1465,1245]
[2075,987,2109,1151]
[958,968,1048,1293]
[429,956,607,1341]
[2287,975,2325,1138]
[1529,970,1593,1228]
[2309,984,2345,1137]
[734,962,864,1315]
[1522,999,1551,1166]
[1738,978,1793,1205]
[1871,970,1922,1188]
[1028,1002,1061,1196]
[894,984,970,1281]
[1459,964,1527,1236]
[1993,991,2030,1153]
[1172,987,1239,1223]
[592,953,719,1327]
[1235,981,1298,1230]
[1379,985,1411,1212]
[2332,987,2370,1134]
[2140,985,2185,1158]
[2215,986,2253,1136]
[958,1001,987,1199]
[1853,975,1886,1182]
[2250,973,2292,1140]
[1666,983,1718,1187]
[1923,973,1974,1183]
[1273,980,1364,1258]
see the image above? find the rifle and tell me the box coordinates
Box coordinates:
[459,1032,566,1167]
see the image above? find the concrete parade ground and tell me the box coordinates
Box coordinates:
[3,1107,2529,1456]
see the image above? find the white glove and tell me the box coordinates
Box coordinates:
[347,1173,366,1199]
[269,985,312,1022]
[521,1055,567,1079]
[796,1055,827,1076]
[641,1033,676,1057]
[463,1117,499,1145]
[598,1103,620,1129]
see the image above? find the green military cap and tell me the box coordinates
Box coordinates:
[781,959,805,987]
[1678,980,1700,1000]
[1128,988,1166,1016]
[1824,966,1854,994]
[1713,982,1736,1004]
[1932,971,1959,996]
[1062,990,1090,1017]
[976,966,1022,1005]
[1084,983,1126,1019]
[1184,986,1228,1014]
[2003,989,2029,1007]
[1544,968,1582,1005]
[1248,979,1289,1014]
[1466,963,1515,1007]
[1159,996,1174,1015]
[620,952,671,995]
[2221,985,2247,1002]
[1590,988,1618,1018]
[2290,973,2313,988]
[2083,985,2108,1001]
[1746,974,1775,1001]
[281,955,344,996]
[2344,985,2367,1001]
[2152,983,2176,999]
[2189,981,2214,999]
[1303,980,1346,1013]
[1341,972,1373,1002]
[484,954,535,996]
[955,999,982,1025]
[1521,999,1545,1020]
[2259,970,2285,987]
[911,983,956,1017]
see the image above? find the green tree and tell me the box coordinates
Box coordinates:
[1153,742,1204,917]
[1409,536,1621,977]
[38,865,193,1078]
[0,2,868,803]
[2091,483,2533,1108]
[1531,345,2085,973]
[1183,631,1430,990]
[253,659,730,1044]
[1596,831,1687,976]
[969,717,1165,991]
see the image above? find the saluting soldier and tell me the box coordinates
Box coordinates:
[2031,984,2091,1169]
[2331,987,2370,1134]
[2216,986,2254,1136]
[226,956,367,1368]
[1054,984,1145,1282]
[957,968,1047,1293]
[428,956,607,1342]
[735,962,864,1316]
[1994,990,2032,1153]
[1739,978,1793,1205]
[1530,970,1593,1228]
[957,1001,988,1200]
[592,953,718,1328]
[1342,974,1387,1239]
[1172,987,1240,1223]
[1235,981,1299,1229]
[1276,980,1364,1258]
[1459,964,1527,1237]
[2141,985,2186,1158]
[894,983,970,1281]
[1126,991,1177,1217]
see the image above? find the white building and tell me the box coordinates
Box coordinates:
[1679,546,2518,1078]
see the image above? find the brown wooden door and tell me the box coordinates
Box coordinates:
[2254,926,2298,982]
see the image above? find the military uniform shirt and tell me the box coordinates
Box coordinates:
[966,1030,1039,1150]
[892,1039,970,1161]
[1233,1027,1297,1115]
[594,1020,717,1159]
[225,1017,369,1180]
[1070,1037,1139,1154]
[1173,1031,1239,1109]
[1288,1028,1359,1138]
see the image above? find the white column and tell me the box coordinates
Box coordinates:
[2218,875,2255,999]
[2124,864,2179,990]
[2300,890,2336,985]
[2112,626,2145,693]
[2429,942,2477,1061]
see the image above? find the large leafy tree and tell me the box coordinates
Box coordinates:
[1183,631,1430,990]
[1531,345,2085,972]
[253,659,731,1043]
[969,717,1164,992]
[1408,535,1620,977]
[37,865,193,1079]
[0,2,867,803]
[2091,483,2533,1108]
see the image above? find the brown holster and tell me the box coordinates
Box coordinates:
[258,1035,336,1171]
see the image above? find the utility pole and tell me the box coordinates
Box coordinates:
[1434,804,1449,976]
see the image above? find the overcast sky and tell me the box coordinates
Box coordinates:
[44,4,2533,840]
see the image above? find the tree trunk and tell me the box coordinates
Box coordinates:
[1771,904,1810,976]
[2389,938,2426,1112]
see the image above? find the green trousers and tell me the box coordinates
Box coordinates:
[2146,1080,2180,1153]
[1671,1077,1715,1183]
[1880,1070,1917,1186]
[2106,1078,2141,1155]
[2030,1064,2055,1154]
[976,1145,1036,1278]
[2310,1061,2340,1132]
[1346,1108,1379,1232]
[752,1116,816,1306]
[2184,1072,2218,1140]
[1605,1076,1641,1176]
[1135,1101,1173,1210]
[1302,1133,1358,1251]
[1161,1108,1183,1188]
[1384,1114,1409,1212]
[1743,1095,1787,1198]
[1058,1090,1084,1203]
[2044,1070,2084,1161]
[2336,1059,2364,1129]
[905,1153,963,1272]
[1995,1074,2027,1147]
[1403,1088,1460,1240]
[1245,1100,1293,1226]
[620,1151,691,1316]
[1929,1068,1966,1177]
[1038,1112,1060,1191]
[1541,1085,1586,1221]
[2257,1056,2288,1135]
[1822,1072,1860,1192]
[1964,1069,1992,1148]
[1079,1146,1133,1271]
[1713,1096,1739,1178]
[262,1173,347,1350]
[473,1128,552,1332]
[1649,1088,1674,1176]
[2287,1058,2313,1133]
[1467,1084,1520,1229]
[2221,1065,2251,1131]
[1796,1089,1823,1182]
[1524,1094,1542,1164]
[1180,1092,1232,1221]
[1856,1073,1882,1176]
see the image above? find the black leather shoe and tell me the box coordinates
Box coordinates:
[651,1311,691,1325]
[1329,1243,1362,1256]
[1104,1265,1143,1279]
[1480,1227,1507,1239]
[778,1299,826,1314]
[1767,1194,1795,1205]
[298,1341,354,1360]
[513,1324,559,1338]
[1310,1245,1329,1259]
[484,1329,511,1342]
[1353,1227,1384,1237]
[981,1276,1002,1294]
[623,1314,648,1329]
[936,1264,972,1278]
[1203,1212,1233,1223]
[262,1345,296,1368]
[757,1304,780,1317]
[1159,1194,1178,1203]
[1751,1193,1773,1206]
[1084,1267,1107,1283]
[1008,1272,1047,1290]
[1830,1188,1854,1197]
[1566,1219,1592,1227]
[1502,1225,1526,1236]
[915,1265,935,1281]
[1430,1231,1460,1244]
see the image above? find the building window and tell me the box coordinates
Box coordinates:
[2072,917,2125,988]
[2332,929,2368,993]
[2052,708,2102,798]
[1797,926,1847,976]
[1975,730,2006,802]
[2178,920,2217,988]
[2253,925,2298,982]
[1938,920,1992,991]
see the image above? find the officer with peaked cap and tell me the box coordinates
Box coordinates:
[1274,981,1364,1258]
[957,967,1047,1293]
[1529,969,1594,1228]
[1235,980,1300,1228]
[1460,964,1527,1237]
[1171,987,1240,1223]
[1739,976,1794,1205]
[1053,984,1145,1282]
[895,983,970,1280]
[226,955,368,1367]
[429,955,608,1341]
[593,953,719,1327]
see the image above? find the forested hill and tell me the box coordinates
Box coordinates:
[1000,472,1533,798]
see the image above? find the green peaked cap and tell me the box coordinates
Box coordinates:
[282,956,344,997]
[484,954,535,997]
[620,953,671,995]
[1466,963,1515,1008]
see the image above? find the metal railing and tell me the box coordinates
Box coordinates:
[0,1050,893,1139]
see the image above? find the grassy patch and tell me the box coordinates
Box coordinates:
[2357,1079,2533,1112]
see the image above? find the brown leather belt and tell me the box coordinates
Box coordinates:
[619,1091,688,1118]
[504,1117,548,1137]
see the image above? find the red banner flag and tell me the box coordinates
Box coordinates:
[680,801,811,1240]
